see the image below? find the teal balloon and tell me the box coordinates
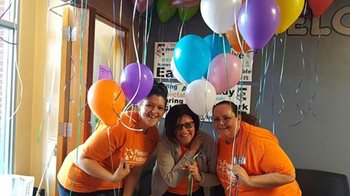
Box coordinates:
[174,34,211,83]
[157,0,177,23]
[178,6,199,22]
[204,33,231,59]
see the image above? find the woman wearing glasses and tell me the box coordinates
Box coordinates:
[151,104,219,196]
[212,101,301,196]
[57,81,168,196]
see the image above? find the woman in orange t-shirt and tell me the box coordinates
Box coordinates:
[212,101,301,196]
[57,81,168,196]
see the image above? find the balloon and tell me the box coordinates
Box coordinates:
[171,0,200,7]
[208,53,242,93]
[120,63,154,104]
[200,0,241,34]
[275,0,304,34]
[203,33,231,60]
[308,0,333,17]
[87,80,125,126]
[174,34,211,83]
[170,58,187,84]
[131,0,154,13]
[157,0,177,23]
[178,6,199,22]
[98,65,113,80]
[225,26,251,53]
[185,79,217,115]
[238,0,280,50]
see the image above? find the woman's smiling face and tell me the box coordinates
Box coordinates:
[175,114,195,147]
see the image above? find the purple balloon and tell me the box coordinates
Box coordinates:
[120,62,154,104]
[237,0,280,50]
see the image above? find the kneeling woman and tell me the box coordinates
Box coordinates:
[57,81,168,196]
[152,104,219,196]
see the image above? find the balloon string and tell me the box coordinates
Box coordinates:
[277,34,287,115]
[255,45,270,124]
[126,0,142,111]
[142,4,153,65]
[290,39,306,127]
[308,34,321,118]
[142,0,149,64]
[131,0,140,64]
[118,0,125,72]
[271,36,276,134]
[178,10,186,40]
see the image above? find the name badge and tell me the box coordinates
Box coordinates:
[233,156,246,165]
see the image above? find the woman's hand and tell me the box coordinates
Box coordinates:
[186,162,202,182]
[111,159,130,183]
[232,164,250,186]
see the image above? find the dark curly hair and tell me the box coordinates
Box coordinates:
[213,101,259,126]
[164,104,200,144]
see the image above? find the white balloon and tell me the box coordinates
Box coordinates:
[185,79,217,115]
[171,58,187,84]
[200,0,242,34]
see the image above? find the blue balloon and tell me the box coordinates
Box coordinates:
[204,33,231,59]
[174,34,211,83]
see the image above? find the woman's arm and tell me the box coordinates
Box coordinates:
[77,152,130,183]
[233,164,295,188]
[157,139,191,187]
[197,132,220,186]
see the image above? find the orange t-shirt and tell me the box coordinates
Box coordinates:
[216,122,301,196]
[57,112,159,193]
[167,145,200,195]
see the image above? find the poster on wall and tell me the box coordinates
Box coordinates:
[153,42,254,82]
[153,42,176,80]
[162,81,251,122]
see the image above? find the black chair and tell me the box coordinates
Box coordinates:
[296,168,350,196]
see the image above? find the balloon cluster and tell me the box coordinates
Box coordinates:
[172,34,242,115]
[87,63,154,126]
[200,0,333,50]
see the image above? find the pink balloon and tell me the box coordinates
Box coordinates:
[131,0,153,13]
[208,53,242,93]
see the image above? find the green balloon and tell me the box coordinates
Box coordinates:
[178,6,199,22]
[157,0,177,23]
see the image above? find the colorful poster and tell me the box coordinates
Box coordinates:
[153,42,176,80]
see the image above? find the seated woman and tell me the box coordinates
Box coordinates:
[151,104,219,196]
[212,100,301,196]
[57,81,168,196]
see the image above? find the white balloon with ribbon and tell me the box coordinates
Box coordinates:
[185,79,216,116]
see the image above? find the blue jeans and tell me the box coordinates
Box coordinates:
[57,182,123,196]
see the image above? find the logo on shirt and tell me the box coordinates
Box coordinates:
[124,147,148,165]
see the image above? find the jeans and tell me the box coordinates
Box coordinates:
[57,182,123,196]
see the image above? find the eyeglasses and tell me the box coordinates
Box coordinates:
[212,116,235,124]
[176,122,194,131]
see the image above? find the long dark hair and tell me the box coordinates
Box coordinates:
[213,101,259,126]
[164,104,200,143]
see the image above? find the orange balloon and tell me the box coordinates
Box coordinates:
[87,80,125,126]
[225,26,251,53]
